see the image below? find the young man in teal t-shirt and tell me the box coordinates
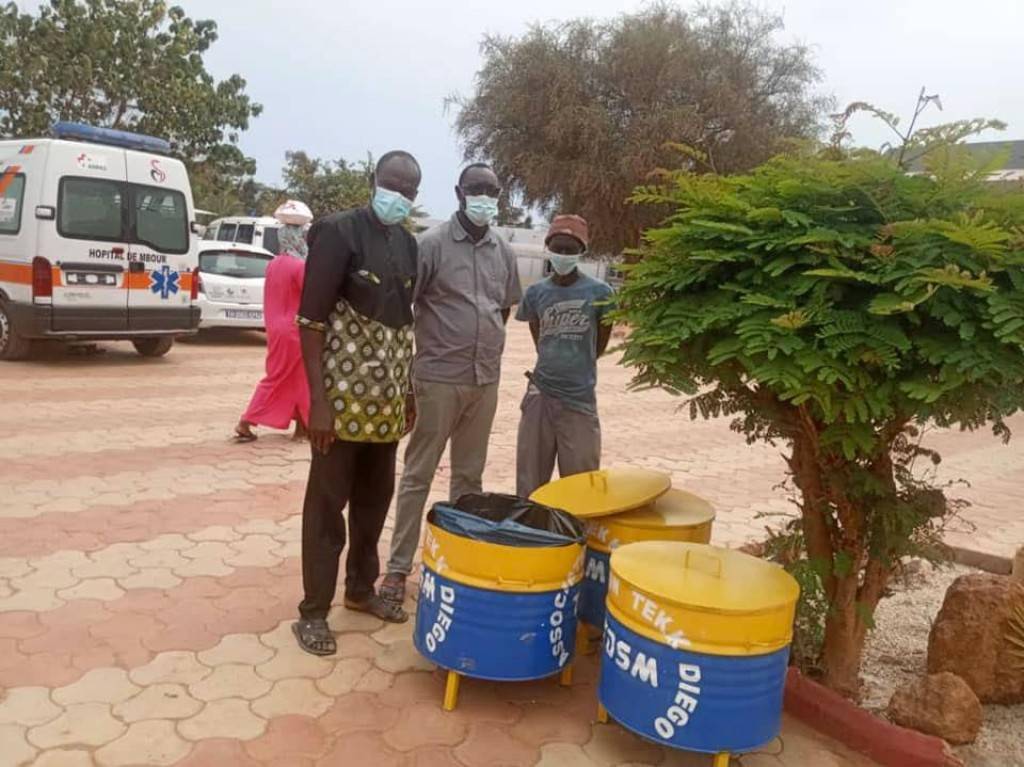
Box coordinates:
[515,214,615,497]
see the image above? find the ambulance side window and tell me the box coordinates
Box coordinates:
[0,173,25,235]
[59,177,125,242]
[132,185,188,254]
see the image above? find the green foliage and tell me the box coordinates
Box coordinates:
[617,148,1024,451]
[615,129,1024,689]
[279,152,373,221]
[0,0,261,210]
[451,1,827,254]
[761,519,829,673]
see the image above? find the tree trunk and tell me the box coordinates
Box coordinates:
[788,425,837,599]
[820,572,864,698]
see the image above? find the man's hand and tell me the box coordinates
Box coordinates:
[299,327,334,455]
[402,392,417,437]
[308,399,335,455]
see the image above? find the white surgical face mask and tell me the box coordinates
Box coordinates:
[464,195,499,227]
[372,186,413,225]
[548,253,580,276]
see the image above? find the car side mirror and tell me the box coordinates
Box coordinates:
[190,221,203,234]
[35,206,55,220]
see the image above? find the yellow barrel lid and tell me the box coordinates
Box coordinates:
[611,488,715,530]
[607,541,799,656]
[529,467,671,520]
[586,489,715,552]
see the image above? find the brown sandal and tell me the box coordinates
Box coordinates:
[344,593,408,624]
[379,573,406,608]
[292,618,336,656]
[234,421,257,443]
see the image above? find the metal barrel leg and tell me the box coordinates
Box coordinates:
[559,663,574,687]
[712,753,731,767]
[442,670,461,711]
[596,703,609,724]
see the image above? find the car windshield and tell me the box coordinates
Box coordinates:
[199,251,272,279]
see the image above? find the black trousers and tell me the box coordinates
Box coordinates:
[298,439,398,621]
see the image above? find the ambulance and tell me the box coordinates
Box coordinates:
[0,122,201,360]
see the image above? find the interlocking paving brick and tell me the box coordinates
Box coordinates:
[455,721,540,766]
[0,589,65,614]
[0,687,61,727]
[0,724,37,767]
[177,699,267,742]
[188,664,273,702]
[582,723,666,766]
[197,634,275,667]
[319,731,404,767]
[113,684,203,723]
[56,578,126,603]
[117,568,183,591]
[129,652,211,687]
[95,720,191,766]
[251,679,332,719]
[315,658,372,697]
[255,647,334,683]
[354,668,394,693]
[243,714,328,763]
[536,743,597,767]
[374,639,436,674]
[52,668,140,706]
[30,749,95,767]
[27,702,126,749]
[383,701,470,751]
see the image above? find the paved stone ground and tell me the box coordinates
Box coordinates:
[0,323,1020,767]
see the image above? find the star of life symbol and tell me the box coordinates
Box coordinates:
[150,265,179,299]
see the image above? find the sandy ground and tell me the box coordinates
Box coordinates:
[860,562,1024,767]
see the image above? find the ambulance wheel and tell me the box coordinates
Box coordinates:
[0,300,31,361]
[132,337,174,358]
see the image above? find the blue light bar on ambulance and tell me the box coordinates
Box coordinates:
[51,122,172,155]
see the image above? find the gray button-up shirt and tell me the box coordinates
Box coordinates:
[412,213,523,385]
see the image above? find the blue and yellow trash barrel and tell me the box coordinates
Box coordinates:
[413,501,585,710]
[598,541,799,764]
[580,489,715,629]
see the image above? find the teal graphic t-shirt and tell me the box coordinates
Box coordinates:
[515,273,615,414]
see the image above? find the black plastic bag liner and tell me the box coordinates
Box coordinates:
[429,493,585,548]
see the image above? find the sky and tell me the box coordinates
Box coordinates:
[24,0,1023,218]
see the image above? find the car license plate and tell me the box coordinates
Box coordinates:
[225,309,262,320]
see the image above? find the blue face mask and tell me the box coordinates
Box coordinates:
[372,186,413,225]
[548,253,580,276]
[463,195,499,227]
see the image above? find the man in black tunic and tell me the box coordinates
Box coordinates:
[292,151,421,655]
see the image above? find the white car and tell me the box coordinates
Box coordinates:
[196,243,273,329]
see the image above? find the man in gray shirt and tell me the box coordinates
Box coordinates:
[381,163,522,606]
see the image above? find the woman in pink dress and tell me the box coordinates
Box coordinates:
[234,201,313,442]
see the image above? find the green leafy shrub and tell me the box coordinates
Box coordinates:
[614,126,1024,695]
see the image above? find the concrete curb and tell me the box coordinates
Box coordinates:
[784,668,963,767]
[948,545,1012,575]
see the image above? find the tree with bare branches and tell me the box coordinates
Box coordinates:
[451,2,828,254]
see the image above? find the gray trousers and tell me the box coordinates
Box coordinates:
[387,379,500,576]
[516,385,601,498]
